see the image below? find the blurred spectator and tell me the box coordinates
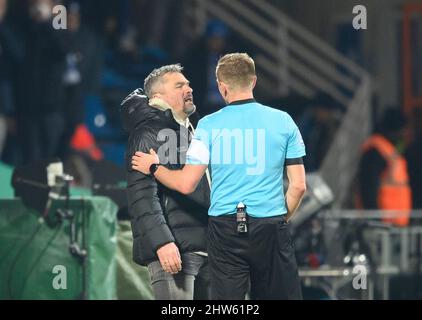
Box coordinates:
[16,0,69,163]
[131,0,183,57]
[58,1,98,159]
[76,0,120,93]
[69,124,103,161]
[0,0,21,159]
[298,93,343,171]
[183,20,231,117]
[405,107,422,208]
[142,0,173,48]
[356,108,411,226]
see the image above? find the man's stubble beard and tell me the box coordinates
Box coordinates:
[184,103,196,117]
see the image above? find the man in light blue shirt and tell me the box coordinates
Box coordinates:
[187,99,305,217]
[132,53,307,299]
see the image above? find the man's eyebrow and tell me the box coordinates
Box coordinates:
[175,81,190,86]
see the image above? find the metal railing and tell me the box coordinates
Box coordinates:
[311,209,422,299]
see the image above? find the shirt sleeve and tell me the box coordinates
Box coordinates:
[286,115,306,159]
[186,119,210,165]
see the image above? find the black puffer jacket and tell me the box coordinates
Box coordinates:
[121,89,210,266]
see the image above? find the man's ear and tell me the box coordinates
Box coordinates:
[218,81,228,98]
[216,81,223,95]
[251,76,257,90]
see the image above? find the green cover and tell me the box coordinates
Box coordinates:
[116,221,153,300]
[0,197,118,300]
[0,162,13,199]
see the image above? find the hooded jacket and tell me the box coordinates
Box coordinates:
[121,89,210,266]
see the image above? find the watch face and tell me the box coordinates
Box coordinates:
[150,164,159,175]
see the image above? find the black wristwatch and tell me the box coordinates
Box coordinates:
[149,163,160,176]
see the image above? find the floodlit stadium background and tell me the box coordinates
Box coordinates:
[1,0,422,300]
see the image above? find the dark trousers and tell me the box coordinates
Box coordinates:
[208,215,302,300]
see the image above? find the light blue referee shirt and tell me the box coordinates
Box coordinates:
[186,99,306,217]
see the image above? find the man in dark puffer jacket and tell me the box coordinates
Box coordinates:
[121,64,211,300]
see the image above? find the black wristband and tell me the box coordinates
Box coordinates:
[149,163,160,176]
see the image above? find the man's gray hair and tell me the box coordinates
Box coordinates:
[144,64,184,98]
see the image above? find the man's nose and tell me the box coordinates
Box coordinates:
[186,85,193,94]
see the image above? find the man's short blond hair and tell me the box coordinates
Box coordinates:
[216,53,256,90]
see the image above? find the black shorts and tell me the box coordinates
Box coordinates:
[207,214,302,300]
